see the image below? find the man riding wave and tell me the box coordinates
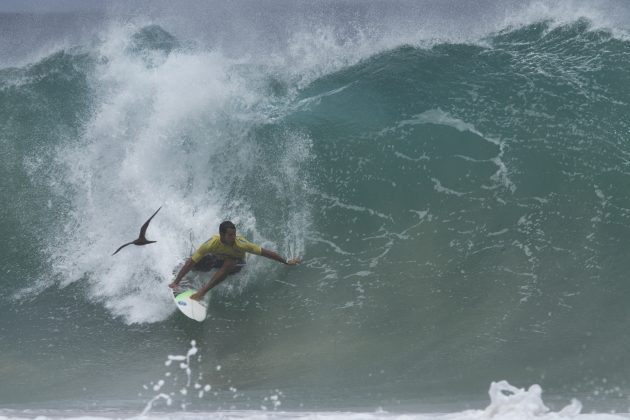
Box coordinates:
[169,221,301,300]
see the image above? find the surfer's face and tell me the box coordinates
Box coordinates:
[221,228,237,246]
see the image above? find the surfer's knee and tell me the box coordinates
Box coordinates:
[220,259,243,275]
[218,259,236,272]
[192,254,217,272]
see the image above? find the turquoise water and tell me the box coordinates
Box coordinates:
[2,1,630,417]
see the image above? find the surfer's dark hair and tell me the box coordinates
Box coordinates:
[219,221,236,234]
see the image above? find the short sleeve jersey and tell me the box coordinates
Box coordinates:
[191,234,262,262]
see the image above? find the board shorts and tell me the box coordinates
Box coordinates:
[191,254,246,273]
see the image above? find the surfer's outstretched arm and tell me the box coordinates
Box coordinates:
[169,258,195,288]
[260,248,302,266]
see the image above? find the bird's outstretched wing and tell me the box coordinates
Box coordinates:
[139,206,161,240]
[112,241,134,256]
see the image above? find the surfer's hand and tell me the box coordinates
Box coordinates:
[168,282,179,289]
[286,257,302,266]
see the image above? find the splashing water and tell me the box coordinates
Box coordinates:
[140,340,286,416]
[141,340,206,415]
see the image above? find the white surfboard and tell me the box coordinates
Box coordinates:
[171,288,208,322]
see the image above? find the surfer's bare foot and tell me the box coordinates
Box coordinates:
[190,292,203,301]
[168,282,179,289]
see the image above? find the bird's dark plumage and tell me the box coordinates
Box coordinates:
[112,206,161,255]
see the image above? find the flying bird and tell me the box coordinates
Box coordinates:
[112,206,161,256]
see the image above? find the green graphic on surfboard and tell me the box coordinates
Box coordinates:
[171,287,208,322]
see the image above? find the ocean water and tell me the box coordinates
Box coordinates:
[2,1,630,419]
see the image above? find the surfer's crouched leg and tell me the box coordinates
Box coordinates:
[193,258,246,299]
[191,254,222,272]
[192,254,245,274]
[222,258,245,275]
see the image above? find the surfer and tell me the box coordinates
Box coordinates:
[169,221,301,300]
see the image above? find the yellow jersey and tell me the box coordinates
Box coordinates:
[191,234,262,263]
